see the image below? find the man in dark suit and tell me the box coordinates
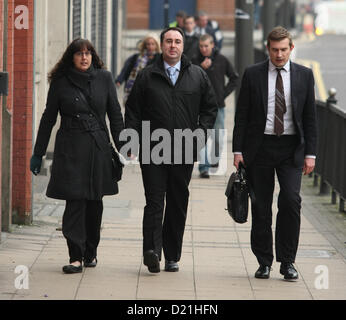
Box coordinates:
[232,26,317,280]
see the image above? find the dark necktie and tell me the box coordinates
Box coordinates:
[274,68,287,136]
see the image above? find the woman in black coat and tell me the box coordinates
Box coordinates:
[30,39,124,274]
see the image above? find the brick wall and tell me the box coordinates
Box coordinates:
[127,0,149,29]
[12,0,34,225]
[126,0,235,30]
[196,0,235,30]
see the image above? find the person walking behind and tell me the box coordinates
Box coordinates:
[169,10,187,29]
[192,34,238,178]
[30,39,124,274]
[195,10,223,50]
[115,33,160,105]
[183,15,200,61]
[125,27,218,273]
[232,27,317,280]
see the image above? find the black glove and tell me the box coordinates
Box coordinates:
[30,155,42,176]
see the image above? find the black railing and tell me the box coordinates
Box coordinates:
[313,89,346,212]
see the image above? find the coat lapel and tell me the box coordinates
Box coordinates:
[290,61,299,117]
[259,60,269,118]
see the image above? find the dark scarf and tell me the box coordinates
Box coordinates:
[67,64,97,95]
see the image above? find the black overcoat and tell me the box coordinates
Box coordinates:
[124,54,218,164]
[191,49,239,108]
[34,67,124,200]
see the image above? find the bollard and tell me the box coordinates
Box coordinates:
[327,88,337,106]
[331,190,337,205]
[340,199,345,213]
[320,181,330,195]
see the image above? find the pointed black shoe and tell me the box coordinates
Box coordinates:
[199,171,210,179]
[62,264,83,274]
[143,250,160,273]
[255,265,271,279]
[164,260,179,272]
[84,258,97,268]
[210,162,219,168]
[280,263,299,280]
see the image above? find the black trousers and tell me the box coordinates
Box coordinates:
[246,135,302,267]
[140,163,194,262]
[62,199,103,263]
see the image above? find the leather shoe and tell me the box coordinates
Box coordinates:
[84,258,97,268]
[280,263,299,280]
[164,260,179,272]
[62,263,83,274]
[210,162,219,168]
[143,250,160,273]
[255,265,271,279]
[199,171,210,178]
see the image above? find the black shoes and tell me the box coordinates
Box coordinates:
[199,171,210,179]
[254,263,298,280]
[62,263,83,274]
[255,265,271,279]
[210,162,219,168]
[84,258,98,268]
[143,250,160,273]
[165,260,179,272]
[280,263,299,280]
[62,258,98,273]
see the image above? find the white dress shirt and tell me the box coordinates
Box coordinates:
[265,60,296,135]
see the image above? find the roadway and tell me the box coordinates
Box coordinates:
[294,33,346,108]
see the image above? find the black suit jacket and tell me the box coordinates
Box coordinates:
[232,59,317,167]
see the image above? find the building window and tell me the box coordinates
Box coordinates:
[72,0,82,39]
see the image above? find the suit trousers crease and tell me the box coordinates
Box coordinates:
[62,199,103,263]
[141,164,194,262]
[246,135,302,267]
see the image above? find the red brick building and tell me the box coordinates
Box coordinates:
[0,0,34,240]
[126,0,235,30]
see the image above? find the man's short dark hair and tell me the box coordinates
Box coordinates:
[184,15,195,23]
[176,10,187,18]
[160,27,185,44]
[199,34,214,44]
[267,26,293,48]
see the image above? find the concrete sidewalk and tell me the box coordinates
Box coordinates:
[1,95,346,301]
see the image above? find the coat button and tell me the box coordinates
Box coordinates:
[89,114,93,117]
[75,97,79,101]
[76,114,80,118]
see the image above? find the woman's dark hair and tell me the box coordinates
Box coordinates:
[48,38,105,83]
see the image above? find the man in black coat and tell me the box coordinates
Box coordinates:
[183,15,200,61]
[125,27,218,273]
[195,10,223,50]
[232,27,317,280]
[192,34,239,177]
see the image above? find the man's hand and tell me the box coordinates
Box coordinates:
[233,154,244,170]
[303,157,315,175]
[200,57,212,70]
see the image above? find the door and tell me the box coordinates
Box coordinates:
[149,0,196,29]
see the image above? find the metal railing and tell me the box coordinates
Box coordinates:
[313,89,346,212]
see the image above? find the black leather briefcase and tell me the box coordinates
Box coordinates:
[225,163,251,224]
